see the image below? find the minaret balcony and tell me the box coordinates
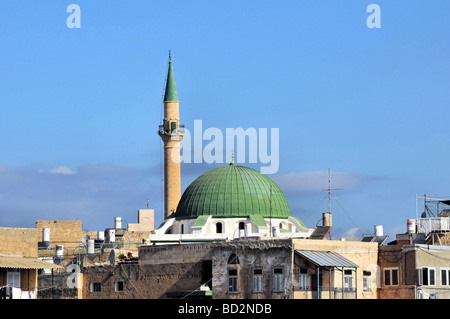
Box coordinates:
[158,124,185,137]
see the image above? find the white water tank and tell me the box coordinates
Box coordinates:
[114,217,122,229]
[97,231,105,241]
[406,219,416,234]
[42,228,50,242]
[106,229,116,243]
[55,245,64,257]
[374,225,384,237]
[407,219,416,234]
[87,239,95,254]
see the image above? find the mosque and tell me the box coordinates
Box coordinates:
[148,53,314,242]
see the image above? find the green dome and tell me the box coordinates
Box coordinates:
[175,163,291,220]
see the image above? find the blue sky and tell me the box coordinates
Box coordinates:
[1,0,450,241]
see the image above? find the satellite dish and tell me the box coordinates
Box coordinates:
[109,250,115,265]
[82,235,90,246]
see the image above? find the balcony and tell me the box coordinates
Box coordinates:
[293,286,357,299]
[158,124,185,136]
[417,217,450,234]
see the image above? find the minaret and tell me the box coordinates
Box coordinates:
[158,51,184,220]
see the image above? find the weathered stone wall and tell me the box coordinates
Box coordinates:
[83,261,209,299]
[38,273,80,299]
[0,227,38,257]
[82,243,214,299]
[378,285,415,299]
[120,231,152,247]
[127,209,154,232]
[139,243,212,265]
[211,239,293,299]
[35,220,96,250]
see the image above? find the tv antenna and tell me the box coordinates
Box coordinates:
[321,168,343,214]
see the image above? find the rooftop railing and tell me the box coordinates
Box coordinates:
[417,217,450,234]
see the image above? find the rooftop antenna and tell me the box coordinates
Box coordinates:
[321,169,343,239]
[322,168,343,214]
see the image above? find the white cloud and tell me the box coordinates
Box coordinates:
[49,166,76,175]
[342,227,362,240]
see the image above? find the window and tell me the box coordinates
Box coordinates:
[384,268,399,286]
[227,254,239,265]
[90,282,102,293]
[344,269,353,291]
[418,267,436,286]
[227,253,239,293]
[441,268,450,286]
[273,267,284,292]
[115,281,124,292]
[253,268,263,292]
[363,270,372,292]
[299,268,308,291]
[7,269,20,290]
[228,269,238,293]
[216,222,223,234]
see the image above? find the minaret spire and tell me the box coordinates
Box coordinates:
[158,51,184,220]
[164,50,178,102]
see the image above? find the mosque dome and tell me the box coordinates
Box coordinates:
[175,163,291,220]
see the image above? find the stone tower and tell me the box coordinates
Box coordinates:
[158,51,184,220]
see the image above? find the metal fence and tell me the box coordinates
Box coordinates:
[417,217,450,234]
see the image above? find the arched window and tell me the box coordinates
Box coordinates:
[239,222,245,230]
[228,253,239,265]
[216,222,223,233]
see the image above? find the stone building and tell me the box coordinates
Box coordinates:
[36,210,155,299]
[0,227,61,299]
[377,197,450,299]
[379,241,450,299]
[212,239,294,299]
[80,237,380,299]
[83,242,214,299]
